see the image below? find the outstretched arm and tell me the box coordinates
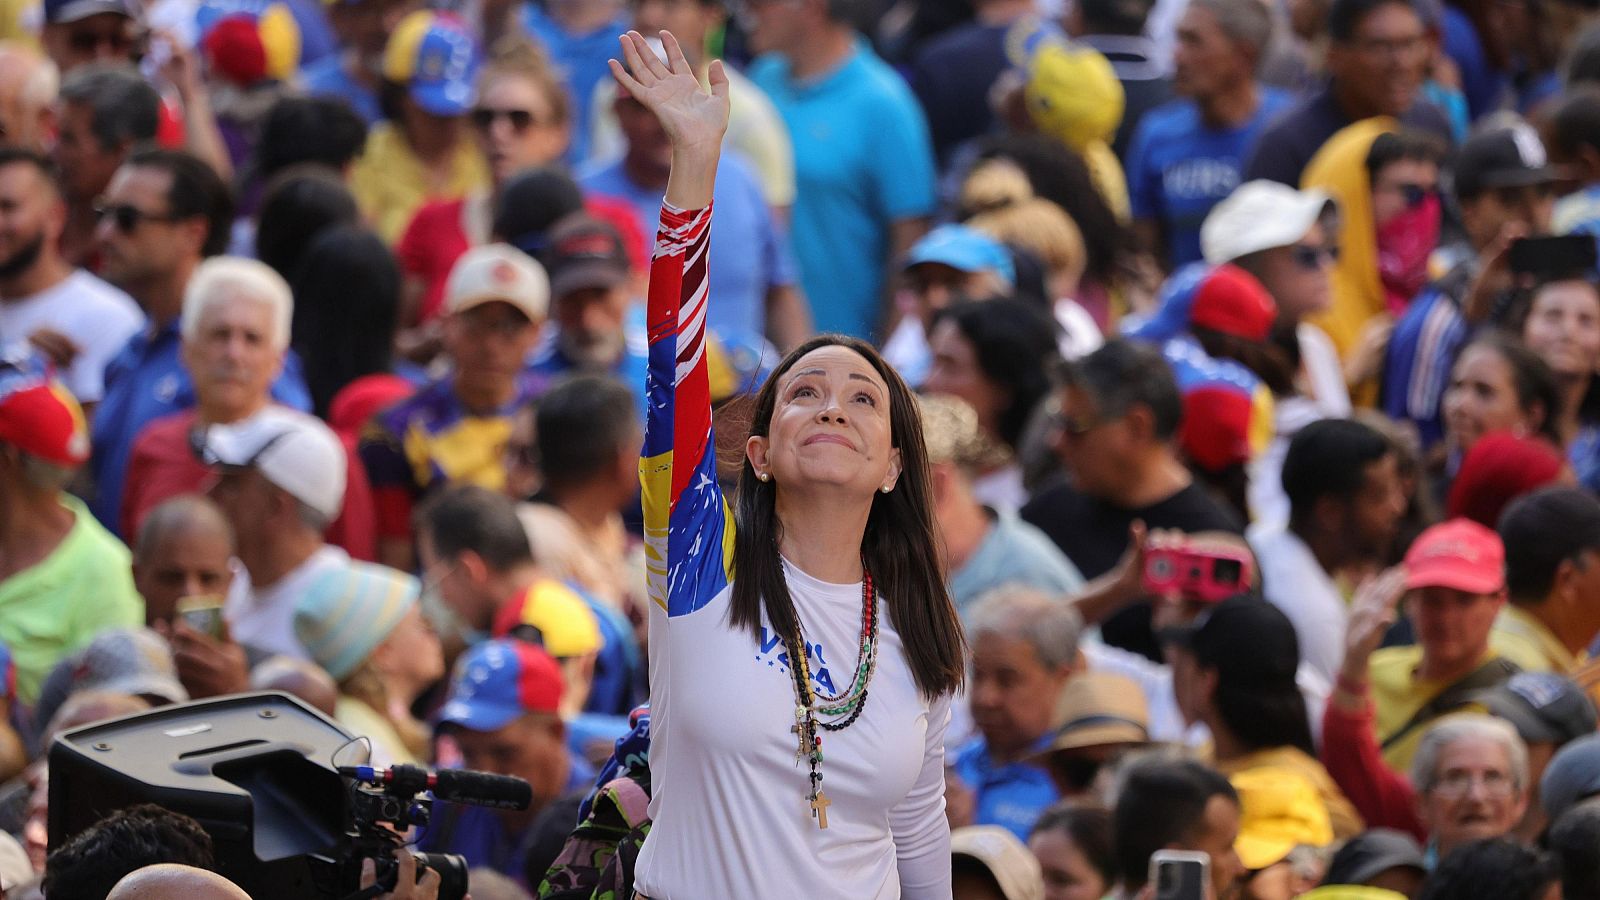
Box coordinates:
[609,31,728,210]
[619,32,739,619]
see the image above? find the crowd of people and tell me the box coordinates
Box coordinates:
[0,0,1599,893]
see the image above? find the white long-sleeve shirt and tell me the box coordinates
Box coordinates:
[634,201,953,898]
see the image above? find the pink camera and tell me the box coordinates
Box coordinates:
[1141,542,1254,603]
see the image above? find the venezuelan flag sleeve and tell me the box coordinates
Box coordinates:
[640,201,736,619]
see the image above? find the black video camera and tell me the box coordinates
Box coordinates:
[49,693,531,900]
[338,764,532,900]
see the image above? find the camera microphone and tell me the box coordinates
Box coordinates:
[339,764,533,810]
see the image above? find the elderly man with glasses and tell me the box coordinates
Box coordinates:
[1411,715,1530,866]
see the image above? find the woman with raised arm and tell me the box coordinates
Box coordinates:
[612,30,965,899]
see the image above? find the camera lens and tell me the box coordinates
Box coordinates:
[1213,559,1241,583]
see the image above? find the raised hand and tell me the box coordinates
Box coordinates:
[1341,566,1408,682]
[610,30,729,156]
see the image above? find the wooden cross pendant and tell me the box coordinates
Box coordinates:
[811,790,831,829]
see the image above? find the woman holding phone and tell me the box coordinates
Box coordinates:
[612,30,965,899]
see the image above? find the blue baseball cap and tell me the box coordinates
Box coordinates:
[382,10,479,117]
[434,639,564,733]
[904,224,1015,287]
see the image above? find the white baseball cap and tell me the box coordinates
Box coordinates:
[196,407,347,522]
[445,243,550,322]
[1200,180,1335,265]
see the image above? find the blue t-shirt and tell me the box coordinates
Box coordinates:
[750,41,937,341]
[91,319,312,535]
[299,55,381,125]
[520,3,629,165]
[1127,88,1295,268]
[952,733,1058,841]
[578,153,796,342]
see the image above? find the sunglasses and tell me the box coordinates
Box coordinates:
[1396,182,1435,208]
[471,107,538,133]
[1290,244,1340,270]
[94,203,179,233]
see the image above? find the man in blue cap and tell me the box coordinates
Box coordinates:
[882,223,1016,386]
[422,639,595,887]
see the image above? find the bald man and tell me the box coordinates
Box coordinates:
[133,495,237,629]
[106,865,250,900]
[0,42,56,153]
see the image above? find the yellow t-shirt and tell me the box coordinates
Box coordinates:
[1369,645,1499,773]
[1490,604,1576,675]
[350,122,489,246]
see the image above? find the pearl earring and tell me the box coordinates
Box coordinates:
[758,472,770,482]
[880,485,892,494]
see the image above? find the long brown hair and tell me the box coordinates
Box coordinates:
[729,335,967,699]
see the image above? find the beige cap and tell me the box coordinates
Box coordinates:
[445,243,550,322]
[1041,671,1150,753]
[951,826,1045,900]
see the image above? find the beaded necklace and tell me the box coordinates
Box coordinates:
[785,563,879,830]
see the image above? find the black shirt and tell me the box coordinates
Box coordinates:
[1021,480,1244,660]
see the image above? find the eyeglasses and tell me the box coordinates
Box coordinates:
[1430,769,1516,799]
[471,107,539,133]
[1290,244,1340,270]
[94,203,179,234]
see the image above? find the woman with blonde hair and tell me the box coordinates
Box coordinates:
[294,562,444,765]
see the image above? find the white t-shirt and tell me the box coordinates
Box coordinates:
[636,559,953,899]
[1249,523,1348,689]
[0,270,143,403]
[224,545,349,660]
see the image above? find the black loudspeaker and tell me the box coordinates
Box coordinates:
[48,691,356,898]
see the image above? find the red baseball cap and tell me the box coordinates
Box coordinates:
[1404,518,1506,594]
[0,369,89,467]
[1190,264,1278,343]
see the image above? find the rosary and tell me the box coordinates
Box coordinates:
[784,563,879,830]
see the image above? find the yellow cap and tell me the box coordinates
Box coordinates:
[500,579,603,658]
[1025,39,1124,152]
[1230,766,1334,870]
